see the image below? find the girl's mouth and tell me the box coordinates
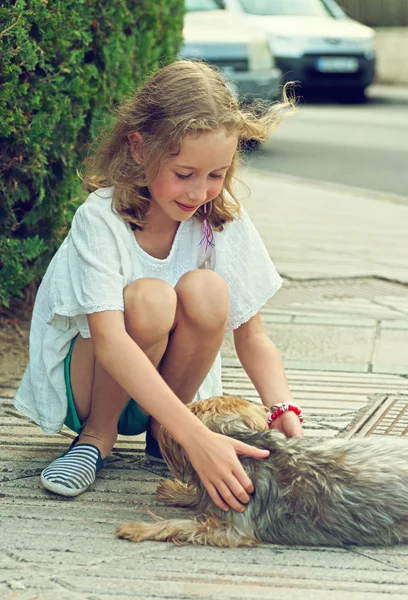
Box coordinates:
[175,201,199,212]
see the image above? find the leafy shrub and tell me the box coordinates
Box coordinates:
[0,0,185,306]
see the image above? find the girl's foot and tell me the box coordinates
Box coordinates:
[41,441,105,497]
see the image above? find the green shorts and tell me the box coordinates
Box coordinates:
[64,336,150,436]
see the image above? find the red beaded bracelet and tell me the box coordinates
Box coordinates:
[266,403,303,427]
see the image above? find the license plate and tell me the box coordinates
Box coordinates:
[316,57,359,73]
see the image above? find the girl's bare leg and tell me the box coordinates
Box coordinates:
[70,279,177,457]
[70,270,228,455]
[150,270,229,439]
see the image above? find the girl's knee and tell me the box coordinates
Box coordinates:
[124,278,177,340]
[176,270,229,331]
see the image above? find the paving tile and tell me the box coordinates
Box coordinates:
[381,319,408,330]
[41,571,408,600]
[223,324,374,369]
[372,329,408,374]
[246,323,376,372]
[243,169,408,284]
[377,296,408,316]
[293,314,377,326]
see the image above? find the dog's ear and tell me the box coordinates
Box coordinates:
[158,427,194,481]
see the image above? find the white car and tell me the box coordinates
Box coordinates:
[181,0,282,102]
[222,0,376,100]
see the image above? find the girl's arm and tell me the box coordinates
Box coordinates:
[233,312,304,438]
[87,310,269,512]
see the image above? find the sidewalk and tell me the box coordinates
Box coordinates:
[1,169,408,599]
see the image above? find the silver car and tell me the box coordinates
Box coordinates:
[181,0,282,102]
[224,0,376,100]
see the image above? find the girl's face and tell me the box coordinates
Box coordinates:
[147,130,238,223]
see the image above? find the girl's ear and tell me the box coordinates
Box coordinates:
[127,131,143,164]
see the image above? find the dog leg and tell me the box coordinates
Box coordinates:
[116,516,258,547]
[117,518,200,544]
[156,478,199,508]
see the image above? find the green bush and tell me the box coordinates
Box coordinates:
[0,0,185,307]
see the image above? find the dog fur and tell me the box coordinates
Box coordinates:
[117,396,408,547]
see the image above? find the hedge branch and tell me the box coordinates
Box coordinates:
[0,14,22,39]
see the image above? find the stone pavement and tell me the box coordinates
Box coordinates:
[1,168,408,599]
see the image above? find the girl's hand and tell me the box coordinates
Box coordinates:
[182,430,269,513]
[269,410,304,438]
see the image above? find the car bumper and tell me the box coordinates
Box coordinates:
[276,55,376,90]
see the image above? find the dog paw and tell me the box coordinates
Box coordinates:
[116,521,149,543]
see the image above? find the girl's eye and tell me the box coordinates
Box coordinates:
[175,173,225,180]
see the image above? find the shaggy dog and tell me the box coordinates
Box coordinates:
[117,396,408,547]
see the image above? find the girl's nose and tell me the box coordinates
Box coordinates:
[188,180,207,203]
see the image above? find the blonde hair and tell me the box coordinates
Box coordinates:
[81,59,293,230]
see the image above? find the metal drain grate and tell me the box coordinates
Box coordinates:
[354,395,408,437]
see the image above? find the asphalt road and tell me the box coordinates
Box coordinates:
[248,85,408,200]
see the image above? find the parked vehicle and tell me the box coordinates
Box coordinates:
[221,0,376,100]
[181,0,282,102]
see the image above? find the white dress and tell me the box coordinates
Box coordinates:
[13,187,282,433]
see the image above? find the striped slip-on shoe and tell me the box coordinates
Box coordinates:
[41,443,105,497]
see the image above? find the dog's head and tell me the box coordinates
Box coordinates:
[158,396,268,480]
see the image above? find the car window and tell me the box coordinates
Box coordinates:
[185,0,224,11]
[238,0,335,17]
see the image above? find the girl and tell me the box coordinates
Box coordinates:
[14,60,304,513]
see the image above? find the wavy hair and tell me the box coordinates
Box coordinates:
[81,59,294,230]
